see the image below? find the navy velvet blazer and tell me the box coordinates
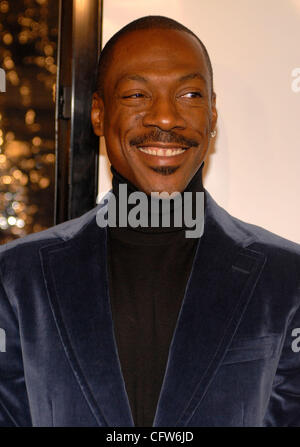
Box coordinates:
[0,190,300,427]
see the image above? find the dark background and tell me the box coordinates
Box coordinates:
[0,0,58,244]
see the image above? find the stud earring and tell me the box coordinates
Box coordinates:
[210,130,217,138]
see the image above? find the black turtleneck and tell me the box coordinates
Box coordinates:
[107,164,204,427]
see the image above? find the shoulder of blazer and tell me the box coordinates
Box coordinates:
[205,189,300,258]
[205,192,300,307]
[0,190,112,258]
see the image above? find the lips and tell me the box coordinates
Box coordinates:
[137,145,189,157]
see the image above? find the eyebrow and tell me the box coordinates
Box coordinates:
[116,71,207,87]
[125,74,148,83]
[116,74,148,87]
[178,72,207,85]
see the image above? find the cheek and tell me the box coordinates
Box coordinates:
[105,108,140,141]
[180,106,211,129]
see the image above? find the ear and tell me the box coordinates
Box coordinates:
[91,91,105,136]
[211,91,218,131]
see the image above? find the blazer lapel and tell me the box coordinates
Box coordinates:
[152,192,267,426]
[40,217,134,427]
[40,191,267,428]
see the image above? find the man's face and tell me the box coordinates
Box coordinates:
[91,28,217,195]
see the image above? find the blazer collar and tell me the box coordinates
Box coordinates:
[40,190,266,427]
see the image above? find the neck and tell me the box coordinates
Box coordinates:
[110,163,205,233]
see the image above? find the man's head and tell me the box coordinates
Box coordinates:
[91,15,217,195]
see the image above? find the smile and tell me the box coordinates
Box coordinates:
[137,146,188,157]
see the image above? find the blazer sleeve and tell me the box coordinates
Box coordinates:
[0,271,32,427]
[264,301,300,427]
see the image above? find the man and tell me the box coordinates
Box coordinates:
[0,15,300,427]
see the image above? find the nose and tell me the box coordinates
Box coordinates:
[142,94,186,131]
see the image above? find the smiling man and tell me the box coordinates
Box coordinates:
[91,19,216,195]
[0,15,300,428]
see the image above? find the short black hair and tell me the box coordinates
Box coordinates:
[95,15,214,98]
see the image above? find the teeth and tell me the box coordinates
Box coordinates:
[138,147,186,156]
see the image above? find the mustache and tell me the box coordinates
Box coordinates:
[129,129,199,148]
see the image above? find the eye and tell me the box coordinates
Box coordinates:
[181,92,203,98]
[122,93,145,99]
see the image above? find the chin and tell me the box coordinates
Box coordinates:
[133,167,187,195]
[145,182,184,196]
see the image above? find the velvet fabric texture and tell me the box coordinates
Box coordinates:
[0,190,300,427]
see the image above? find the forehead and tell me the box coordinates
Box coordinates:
[106,28,210,87]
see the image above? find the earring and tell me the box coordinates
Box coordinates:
[210,130,217,138]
